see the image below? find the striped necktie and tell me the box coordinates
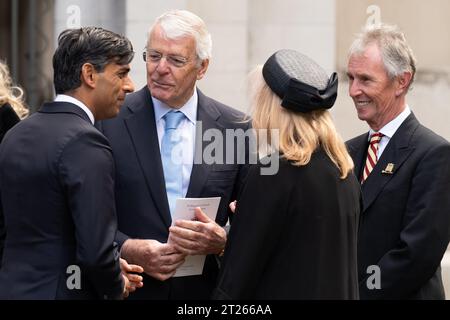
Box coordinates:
[361,132,383,183]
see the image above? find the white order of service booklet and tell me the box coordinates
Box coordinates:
[171,197,221,277]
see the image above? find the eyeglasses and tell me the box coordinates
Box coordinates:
[143,49,191,68]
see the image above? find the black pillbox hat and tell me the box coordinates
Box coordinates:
[262,49,338,113]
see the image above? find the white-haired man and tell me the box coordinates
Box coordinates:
[346,24,450,299]
[99,10,250,299]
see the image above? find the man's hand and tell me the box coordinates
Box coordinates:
[168,207,227,256]
[121,273,130,299]
[121,239,186,281]
[120,258,143,298]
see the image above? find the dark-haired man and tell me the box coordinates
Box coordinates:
[0,27,142,299]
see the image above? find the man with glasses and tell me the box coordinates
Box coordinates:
[99,10,250,299]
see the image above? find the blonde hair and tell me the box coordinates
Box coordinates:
[0,61,28,119]
[249,66,353,179]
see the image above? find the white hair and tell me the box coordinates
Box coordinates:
[148,10,212,61]
[349,24,417,88]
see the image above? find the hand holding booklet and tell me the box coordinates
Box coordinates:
[170,197,221,277]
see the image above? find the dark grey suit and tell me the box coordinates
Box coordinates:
[0,102,123,299]
[347,113,450,299]
[100,86,250,299]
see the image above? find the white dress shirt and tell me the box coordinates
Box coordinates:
[54,94,95,125]
[368,105,411,158]
[152,89,198,198]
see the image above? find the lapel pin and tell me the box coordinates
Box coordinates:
[382,163,395,174]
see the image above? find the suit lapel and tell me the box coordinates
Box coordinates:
[124,88,172,227]
[348,133,369,180]
[186,90,222,197]
[361,113,419,212]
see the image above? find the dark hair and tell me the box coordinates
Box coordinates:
[53,27,134,94]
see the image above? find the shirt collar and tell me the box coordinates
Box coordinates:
[152,87,198,125]
[368,105,411,140]
[54,94,95,125]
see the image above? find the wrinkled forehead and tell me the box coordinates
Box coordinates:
[147,23,195,46]
[147,27,196,57]
[348,44,385,70]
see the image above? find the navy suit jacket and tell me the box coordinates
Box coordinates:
[0,102,123,299]
[100,87,250,299]
[347,113,450,299]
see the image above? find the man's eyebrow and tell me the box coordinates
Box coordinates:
[118,66,130,73]
[346,71,372,80]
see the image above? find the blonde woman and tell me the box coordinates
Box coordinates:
[213,50,360,299]
[0,61,28,142]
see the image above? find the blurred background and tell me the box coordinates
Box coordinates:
[1,0,449,296]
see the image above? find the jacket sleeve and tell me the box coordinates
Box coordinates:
[213,163,290,299]
[0,188,4,267]
[359,141,450,299]
[58,130,123,300]
[95,120,130,249]
[228,120,253,224]
[0,105,20,264]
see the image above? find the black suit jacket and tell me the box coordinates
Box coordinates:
[213,150,360,299]
[0,102,123,299]
[0,103,20,143]
[347,113,450,299]
[99,86,250,299]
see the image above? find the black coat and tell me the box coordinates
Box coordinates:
[0,102,123,299]
[99,86,250,299]
[0,103,20,143]
[213,149,360,299]
[347,113,450,299]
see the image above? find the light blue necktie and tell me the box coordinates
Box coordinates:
[161,110,185,216]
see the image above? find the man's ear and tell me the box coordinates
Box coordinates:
[196,59,209,80]
[396,71,413,96]
[80,63,97,89]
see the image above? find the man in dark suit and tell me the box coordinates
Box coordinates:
[0,27,143,299]
[346,24,450,299]
[100,10,250,299]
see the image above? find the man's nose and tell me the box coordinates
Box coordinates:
[349,80,361,98]
[123,76,135,93]
[155,57,170,73]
